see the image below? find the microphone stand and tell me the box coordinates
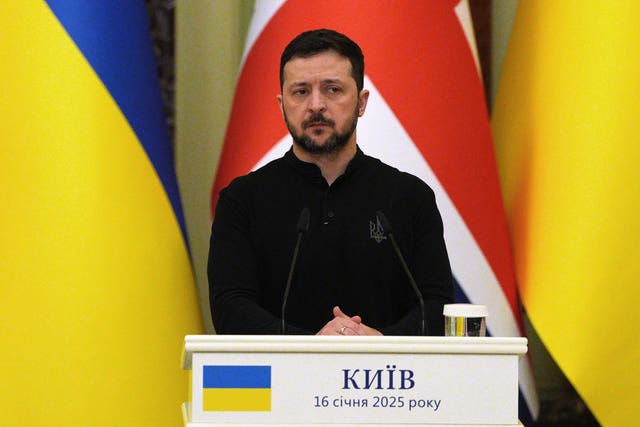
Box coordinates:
[376,210,426,336]
[281,207,310,334]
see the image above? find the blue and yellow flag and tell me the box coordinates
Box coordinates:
[202,365,272,412]
[0,2,203,425]
[492,1,640,425]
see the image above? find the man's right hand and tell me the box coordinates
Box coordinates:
[316,306,382,336]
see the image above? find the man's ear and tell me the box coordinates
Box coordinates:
[358,89,370,117]
[276,94,284,118]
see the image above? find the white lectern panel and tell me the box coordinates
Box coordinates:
[182,335,526,426]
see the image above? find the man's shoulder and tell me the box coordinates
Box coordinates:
[225,155,290,190]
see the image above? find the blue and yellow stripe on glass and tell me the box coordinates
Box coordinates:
[203,365,272,411]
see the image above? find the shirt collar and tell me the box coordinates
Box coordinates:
[284,145,365,181]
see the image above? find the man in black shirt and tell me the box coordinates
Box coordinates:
[208,29,453,336]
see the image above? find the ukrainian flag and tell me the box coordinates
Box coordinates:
[1,2,202,425]
[493,2,640,424]
[203,366,272,411]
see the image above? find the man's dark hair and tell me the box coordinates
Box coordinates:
[279,29,365,92]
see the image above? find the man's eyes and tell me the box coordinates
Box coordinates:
[291,86,342,96]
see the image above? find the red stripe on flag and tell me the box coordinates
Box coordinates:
[211,0,522,329]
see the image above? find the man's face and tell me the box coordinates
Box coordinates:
[277,50,369,154]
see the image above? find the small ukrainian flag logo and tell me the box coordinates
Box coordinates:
[203,365,272,411]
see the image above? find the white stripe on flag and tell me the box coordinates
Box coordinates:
[241,0,286,69]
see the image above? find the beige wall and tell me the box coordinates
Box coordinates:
[175,0,254,332]
[490,1,517,105]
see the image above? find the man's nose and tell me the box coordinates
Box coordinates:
[307,90,327,113]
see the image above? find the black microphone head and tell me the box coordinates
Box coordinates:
[296,207,310,233]
[375,210,393,234]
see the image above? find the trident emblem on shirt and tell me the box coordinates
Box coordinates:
[369,217,387,243]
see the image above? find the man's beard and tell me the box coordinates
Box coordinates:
[284,104,359,155]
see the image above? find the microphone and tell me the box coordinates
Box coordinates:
[376,210,427,336]
[281,207,310,334]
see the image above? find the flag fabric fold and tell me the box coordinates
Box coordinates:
[0,1,202,425]
[211,0,538,422]
[492,1,640,425]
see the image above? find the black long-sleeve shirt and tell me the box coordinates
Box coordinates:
[208,147,453,335]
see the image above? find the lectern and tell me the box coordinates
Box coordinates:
[182,335,526,426]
